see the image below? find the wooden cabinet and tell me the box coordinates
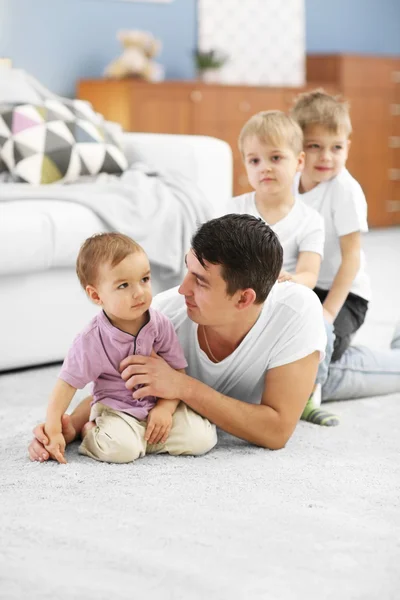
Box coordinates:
[78,59,400,227]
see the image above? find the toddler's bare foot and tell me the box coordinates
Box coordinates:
[61,414,78,444]
[81,421,96,439]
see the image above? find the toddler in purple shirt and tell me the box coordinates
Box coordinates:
[44,233,188,464]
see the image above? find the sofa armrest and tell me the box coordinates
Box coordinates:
[122,133,233,215]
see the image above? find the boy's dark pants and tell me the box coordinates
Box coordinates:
[314,288,369,362]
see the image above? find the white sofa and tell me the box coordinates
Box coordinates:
[0,133,232,371]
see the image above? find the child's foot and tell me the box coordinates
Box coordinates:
[61,414,78,443]
[301,384,340,427]
[81,421,96,439]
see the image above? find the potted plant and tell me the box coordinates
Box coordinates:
[194,49,229,83]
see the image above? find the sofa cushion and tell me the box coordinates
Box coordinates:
[0,99,128,184]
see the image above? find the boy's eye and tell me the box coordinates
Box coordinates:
[334,145,343,151]
[249,158,259,165]
[117,282,128,289]
[271,155,282,162]
[141,276,151,284]
[308,143,319,149]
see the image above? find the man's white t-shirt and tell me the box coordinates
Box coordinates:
[231,192,325,274]
[294,169,371,300]
[152,283,326,406]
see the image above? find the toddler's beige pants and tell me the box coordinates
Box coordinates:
[79,402,217,463]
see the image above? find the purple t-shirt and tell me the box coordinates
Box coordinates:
[59,308,187,420]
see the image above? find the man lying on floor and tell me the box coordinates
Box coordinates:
[29,214,400,460]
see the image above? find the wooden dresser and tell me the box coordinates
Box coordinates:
[78,54,400,227]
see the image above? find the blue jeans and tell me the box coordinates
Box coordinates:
[316,320,335,387]
[321,322,400,401]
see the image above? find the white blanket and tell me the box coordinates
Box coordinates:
[0,164,213,277]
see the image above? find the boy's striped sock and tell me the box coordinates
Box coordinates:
[301,384,340,427]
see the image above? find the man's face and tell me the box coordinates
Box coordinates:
[303,125,350,184]
[178,250,238,326]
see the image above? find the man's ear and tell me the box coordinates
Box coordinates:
[235,288,257,310]
[86,285,102,306]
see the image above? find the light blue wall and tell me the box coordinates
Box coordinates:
[0,0,197,97]
[305,0,400,55]
[1,0,399,99]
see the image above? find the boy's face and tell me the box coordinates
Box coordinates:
[86,251,152,325]
[302,125,350,184]
[242,135,304,197]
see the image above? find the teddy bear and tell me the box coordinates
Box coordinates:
[104,30,164,81]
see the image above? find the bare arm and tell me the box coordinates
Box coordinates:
[44,379,77,463]
[322,231,361,320]
[155,369,186,415]
[46,379,77,432]
[291,251,321,289]
[120,351,320,450]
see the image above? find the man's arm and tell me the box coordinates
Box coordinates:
[120,351,319,450]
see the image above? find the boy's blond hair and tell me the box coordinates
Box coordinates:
[238,110,303,156]
[76,232,143,289]
[290,88,352,136]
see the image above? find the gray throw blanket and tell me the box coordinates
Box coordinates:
[0,164,214,277]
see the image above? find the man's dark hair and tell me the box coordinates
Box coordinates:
[191,214,283,303]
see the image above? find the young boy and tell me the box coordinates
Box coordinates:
[44,233,216,464]
[291,90,370,363]
[233,110,338,426]
[234,110,324,290]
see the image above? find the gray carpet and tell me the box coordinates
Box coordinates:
[1,229,399,600]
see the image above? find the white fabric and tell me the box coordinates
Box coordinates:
[294,169,371,300]
[0,132,233,370]
[0,201,104,275]
[231,191,324,273]
[152,283,326,405]
[0,164,213,278]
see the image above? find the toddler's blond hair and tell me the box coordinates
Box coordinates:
[290,88,352,136]
[76,232,144,289]
[238,110,303,156]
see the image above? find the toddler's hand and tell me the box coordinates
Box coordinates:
[278,270,293,283]
[145,406,173,445]
[45,431,67,464]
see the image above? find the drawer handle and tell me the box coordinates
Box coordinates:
[392,71,400,84]
[389,168,400,181]
[190,90,203,103]
[239,101,251,112]
[387,200,400,212]
[389,136,400,148]
[390,104,400,116]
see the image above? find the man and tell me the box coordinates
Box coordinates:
[29,214,327,460]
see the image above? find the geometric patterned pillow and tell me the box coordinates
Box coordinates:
[0,99,128,184]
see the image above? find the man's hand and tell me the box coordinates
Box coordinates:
[278,270,293,283]
[28,415,76,463]
[145,405,173,444]
[44,430,67,464]
[120,351,185,401]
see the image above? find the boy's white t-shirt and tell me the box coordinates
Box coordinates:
[294,168,371,300]
[152,283,326,406]
[231,192,325,273]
